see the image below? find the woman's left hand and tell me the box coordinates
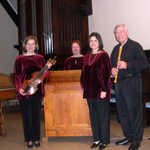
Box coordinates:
[100,91,106,99]
[46,62,52,69]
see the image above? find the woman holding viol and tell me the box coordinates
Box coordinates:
[13,35,52,148]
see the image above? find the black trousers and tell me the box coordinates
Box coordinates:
[87,99,110,144]
[19,96,42,142]
[115,77,143,143]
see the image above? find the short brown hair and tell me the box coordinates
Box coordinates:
[22,35,39,51]
[71,40,81,48]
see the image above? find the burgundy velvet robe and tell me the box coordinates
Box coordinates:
[13,54,48,100]
[64,56,83,70]
[80,51,111,100]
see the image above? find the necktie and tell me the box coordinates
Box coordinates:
[114,45,123,83]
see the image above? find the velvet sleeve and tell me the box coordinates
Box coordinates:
[80,66,84,89]
[13,57,23,92]
[96,52,111,92]
[80,56,86,89]
[127,44,148,73]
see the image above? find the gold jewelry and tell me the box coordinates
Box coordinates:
[88,54,98,66]
[88,51,104,66]
[75,59,77,64]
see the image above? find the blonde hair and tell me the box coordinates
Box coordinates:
[22,35,39,51]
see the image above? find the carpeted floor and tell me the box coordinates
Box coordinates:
[0,112,150,150]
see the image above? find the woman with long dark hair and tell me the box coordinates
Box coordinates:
[81,32,111,150]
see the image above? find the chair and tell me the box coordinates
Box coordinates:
[143,94,150,127]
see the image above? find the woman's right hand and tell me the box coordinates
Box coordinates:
[111,68,118,77]
[19,88,26,96]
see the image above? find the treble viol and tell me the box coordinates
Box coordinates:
[114,46,123,83]
[22,57,56,95]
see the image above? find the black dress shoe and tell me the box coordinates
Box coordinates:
[116,138,130,145]
[27,141,33,148]
[34,141,40,147]
[128,142,140,150]
[99,143,107,150]
[90,141,101,148]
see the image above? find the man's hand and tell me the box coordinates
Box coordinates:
[111,68,118,77]
[117,61,127,69]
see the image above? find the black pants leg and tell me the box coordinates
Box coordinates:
[31,97,42,141]
[87,99,110,144]
[19,96,42,142]
[115,77,143,143]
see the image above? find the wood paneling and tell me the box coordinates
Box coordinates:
[52,0,89,56]
[25,0,33,35]
[18,0,89,69]
[36,0,45,55]
[44,70,92,136]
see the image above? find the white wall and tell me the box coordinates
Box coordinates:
[1,0,149,72]
[0,4,18,74]
[89,0,150,54]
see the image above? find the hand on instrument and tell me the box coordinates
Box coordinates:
[19,88,26,96]
[111,68,118,77]
[117,61,127,69]
[46,62,52,69]
[100,91,106,99]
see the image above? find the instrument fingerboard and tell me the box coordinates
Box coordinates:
[35,65,48,80]
[33,57,56,81]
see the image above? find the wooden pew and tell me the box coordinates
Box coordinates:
[44,70,92,137]
[0,74,16,136]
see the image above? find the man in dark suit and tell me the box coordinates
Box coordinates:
[111,24,148,150]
